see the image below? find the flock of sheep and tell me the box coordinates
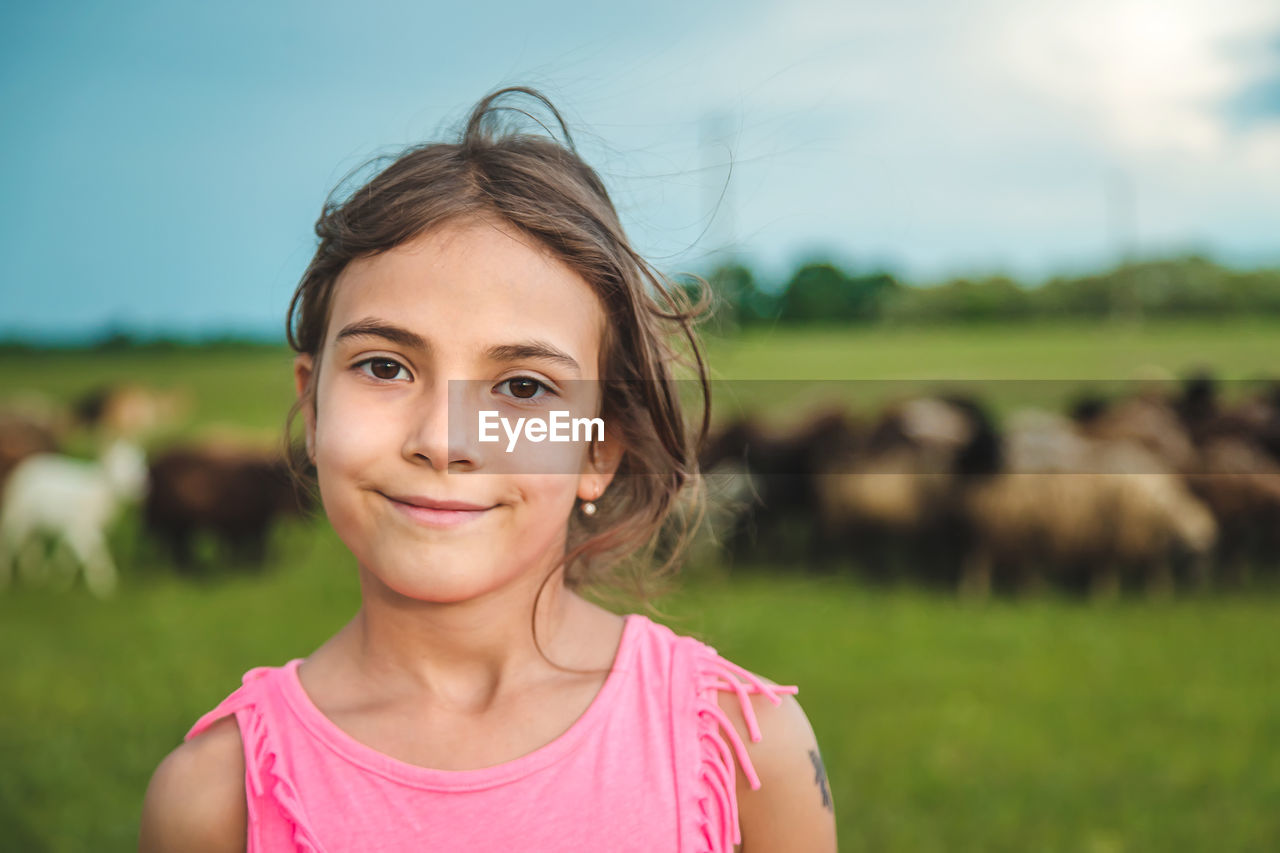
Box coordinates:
[0,385,312,597]
[694,372,1280,599]
[3,370,1278,601]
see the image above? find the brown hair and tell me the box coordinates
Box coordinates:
[282,86,715,664]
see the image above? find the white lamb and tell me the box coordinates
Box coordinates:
[0,439,148,597]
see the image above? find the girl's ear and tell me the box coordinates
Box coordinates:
[293,354,317,460]
[580,421,625,498]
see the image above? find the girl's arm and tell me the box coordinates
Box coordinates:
[718,685,838,853]
[138,715,247,853]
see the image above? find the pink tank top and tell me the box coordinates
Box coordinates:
[185,613,798,852]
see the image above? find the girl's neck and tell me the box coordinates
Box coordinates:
[314,566,615,714]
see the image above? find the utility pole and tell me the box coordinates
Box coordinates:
[1106,167,1137,265]
[699,109,739,264]
[1106,167,1143,324]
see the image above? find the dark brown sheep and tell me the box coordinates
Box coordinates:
[1174,372,1280,461]
[144,444,314,571]
[697,406,864,567]
[1183,436,1280,585]
[1167,373,1280,581]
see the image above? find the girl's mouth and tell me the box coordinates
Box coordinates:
[384,494,496,529]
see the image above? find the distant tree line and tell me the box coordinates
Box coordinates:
[686,254,1280,331]
[4,254,1278,351]
[0,329,284,354]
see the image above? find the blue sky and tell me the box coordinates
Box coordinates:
[3,0,1279,340]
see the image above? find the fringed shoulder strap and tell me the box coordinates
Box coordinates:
[185,665,275,741]
[686,639,799,853]
[184,664,327,853]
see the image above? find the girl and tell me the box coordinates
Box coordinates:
[140,87,837,853]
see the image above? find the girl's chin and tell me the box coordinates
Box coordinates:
[363,563,509,605]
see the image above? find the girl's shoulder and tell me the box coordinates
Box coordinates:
[141,701,252,851]
[140,662,297,852]
[627,614,821,851]
[656,618,835,853]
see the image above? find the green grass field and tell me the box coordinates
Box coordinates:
[2,317,1278,851]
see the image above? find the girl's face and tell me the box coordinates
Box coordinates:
[294,216,622,605]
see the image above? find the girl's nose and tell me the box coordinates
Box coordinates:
[402,379,483,471]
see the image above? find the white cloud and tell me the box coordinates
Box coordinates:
[992,0,1280,156]
[592,0,1280,279]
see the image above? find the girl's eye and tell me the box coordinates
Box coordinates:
[496,376,555,402]
[356,358,409,382]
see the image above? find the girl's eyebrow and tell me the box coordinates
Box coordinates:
[335,318,582,375]
[336,319,426,350]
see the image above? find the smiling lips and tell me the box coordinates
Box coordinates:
[384,493,495,529]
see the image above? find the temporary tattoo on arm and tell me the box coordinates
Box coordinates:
[808,748,833,812]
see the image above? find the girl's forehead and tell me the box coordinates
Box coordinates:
[325,219,608,367]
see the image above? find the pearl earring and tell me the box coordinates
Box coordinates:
[580,500,597,517]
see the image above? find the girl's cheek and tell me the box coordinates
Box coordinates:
[495,423,597,477]
[333,420,388,464]
[532,474,586,515]
[501,443,578,478]
[315,395,387,467]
